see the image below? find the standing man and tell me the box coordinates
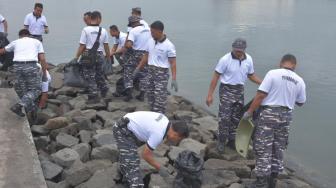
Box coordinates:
[0,14,8,36]
[136,21,178,113]
[83,11,91,26]
[0,29,48,117]
[75,11,110,103]
[206,38,262,153]
[113,111,189,188]
[127,7,149,32]
[24,3,49,42]
[243,54,306,188]
[123,15,151,102]
[109,25,127,71]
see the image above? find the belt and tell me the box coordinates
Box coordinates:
[148,65,169,70]
[14,61,37,64]
[222,83,244,88]
[31,35,42,37]
[262,105,291,110]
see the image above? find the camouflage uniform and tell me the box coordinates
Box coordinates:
[81,51,108,97]
[253,106,292,176]
[12,62,41,112]
[147,65,169,114]
[123,50,147,91]
[113,120,144,188]
[218,83,244,142]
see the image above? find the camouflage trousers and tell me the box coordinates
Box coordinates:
[218,84,244,141]
[12,63,41,112]
[115,53,124,68]
[113,121,144,188]
[253,106,292,176]
[147,65,169,114]
[81,52,108,97]
[123,50,147,91]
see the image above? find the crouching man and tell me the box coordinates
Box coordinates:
[113,111,189,188]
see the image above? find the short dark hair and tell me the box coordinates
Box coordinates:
[281,54,297,64]
[34,3,43,9]
[132,8,141,15]
[109,25,119,31]
[91,11,101,20]
[171,121,189,138]
[19,29,30,37]
[151,21,164,31]
[84,11,91,17]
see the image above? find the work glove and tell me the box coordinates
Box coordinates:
[242,111,252,120]
[42,73,48,82]
[133,68,140,78]
[171,80,178,92]
[158,167,170,178]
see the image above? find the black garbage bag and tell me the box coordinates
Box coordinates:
[113,76,140,97]
[173,150,204,188]
[0,33,13,71]
[63,59,88,88]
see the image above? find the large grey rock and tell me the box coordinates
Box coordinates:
[204,159,251,178]
[56,132,79,148]
[34,136,50,150]
[41,160,63,180]
[55,86,79,97]
[64,160,92,186]
[178,138,207,157]
[97,110,125,123]
[76,164,120,188]
[52,148,80,168]
[46,180,70,188]
[36,108,58,124]
[189,126,214,144]
[69,95,87,110]
[228,183,244,188]
[167,146,185,161]
[50,123,80,140]
[72,143,91,162]
[206,142,242,161]
[107,101,136,112]
[81,109,97,120]
[31,125,50,135]
[202,170,240,187]
[173,110,199,122]
[277,178,312,188]
[91,144,119,162]
[50,72,64,90]
[78,130,92,143]
[83,159,114,175]
[192,116,218,133]
[72,116,93,131]
[45,117,69,130]
[92,131,115,147]
[149,174,171,188]
[84,101,107,111]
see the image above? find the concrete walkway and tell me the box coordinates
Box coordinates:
[0,88,47,188]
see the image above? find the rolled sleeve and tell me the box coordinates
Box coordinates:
[127,31,135,43]
[215,58,226,75]
[296,82,306,104]
[5,42,15,52]
[167,44,176,58]
[23,15,30,26]
[147,135,162,151]
[248,60,255,75]
[79,29,87,44]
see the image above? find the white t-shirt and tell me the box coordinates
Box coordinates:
[5,37,44,62]
[24,13,48,35]
[146,37,176,68]
[127,25,151,51]
[127,19,149,32]
[0,14,5,33]
[79,26,109,52]
[113,31,127,49]
[259,68,306,109]
[215,52,255,85]
[125,111,169,150]
[37,63,51,92]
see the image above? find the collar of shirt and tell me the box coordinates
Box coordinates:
[32,12,41,19]
[231,52,247,61]
[155,35,167,45]
[282,67,295,72]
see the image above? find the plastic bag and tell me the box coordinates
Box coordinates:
[63,59,88,88]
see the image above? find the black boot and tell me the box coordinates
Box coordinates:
[227,139,236,150]
[135,91,145,101]
[10,103,25,117]
[249,176,270,188]
[87,95,100,104]
[270,173,278,188]
[123,88,133,102]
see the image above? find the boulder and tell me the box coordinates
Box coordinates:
[72,143,91,162]
[178,138,207,157]
[205,142,242,161]
[50,123,80,140]
[92,131,115,147]
[78,130,93,143]
[72,116,93,131]
[83,159,114,175]
[41,160,63,180]
[148,174,171,188]
[107,101,136,112]
[76,164,120,188]
[81,109,97,120]
[50,71,64,90]
[55,86,79,97]
[173,110,199,122]
[192,116,218,133]
[277,178,312,188]
[31,125,50,135]
[56,132,79,148]
[228,183,244,188]
[47,99,63,106]
[56,95,74,103]
[52,148,80,168]
[46,180,70,188]
[202,170,240,187]
[167,146,185,161]
[36,108,58,124]
[91,144,119,162]
[45,117,69,130]
[34,136,50,150]
[97,110,125,123]
[204,159,251,178]
[69,95,87,110]
[64,160,92,186]
[84,101,107,111]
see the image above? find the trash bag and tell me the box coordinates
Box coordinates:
[113,76,141,96]
[173,150,204,188]
[0,33,13,71]
[102,58,113,76]
[63,59,88,88]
